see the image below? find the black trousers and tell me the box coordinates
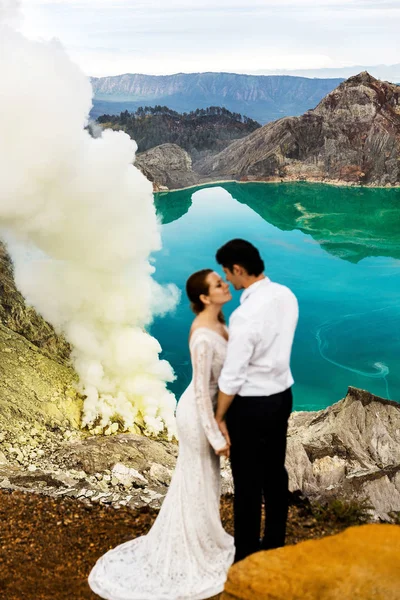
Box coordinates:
[226,387,293,563]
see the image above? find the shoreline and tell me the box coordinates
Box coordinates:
[155,177,400,195]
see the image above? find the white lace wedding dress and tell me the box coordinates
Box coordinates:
[88,327,235,600]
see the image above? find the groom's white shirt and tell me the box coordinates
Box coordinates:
[218,277,298,397]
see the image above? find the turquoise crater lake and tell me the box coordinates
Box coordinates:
[151,183,400,411]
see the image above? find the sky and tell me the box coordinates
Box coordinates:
[17,0,400,77]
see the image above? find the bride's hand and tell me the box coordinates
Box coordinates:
[216,418,231,447]
[216,444,230,458]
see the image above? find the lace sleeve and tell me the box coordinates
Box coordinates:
[191,337,227,452]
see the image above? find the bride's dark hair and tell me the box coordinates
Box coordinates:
[186,269,226,324]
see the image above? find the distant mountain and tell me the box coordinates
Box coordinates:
[90,72,343,124]
[198,72,400,187]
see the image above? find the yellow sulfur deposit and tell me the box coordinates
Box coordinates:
[221,524,400,600]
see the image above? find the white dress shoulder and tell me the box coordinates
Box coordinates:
[88,327,235,600]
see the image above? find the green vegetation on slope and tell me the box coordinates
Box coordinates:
[97,105,260,156]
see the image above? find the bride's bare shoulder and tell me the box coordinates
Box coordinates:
[189,324,204,340]
[189,320,211,344]
[189,316,202,333]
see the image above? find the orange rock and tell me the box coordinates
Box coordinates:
[221,524,400,600]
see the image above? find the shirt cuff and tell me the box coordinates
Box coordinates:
[218,376,241,396]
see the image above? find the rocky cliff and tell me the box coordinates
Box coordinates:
[198,72,400,186]
[135,143,199,190]
[286,387,400,519]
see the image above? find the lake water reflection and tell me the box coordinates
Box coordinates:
[151,183,400,411]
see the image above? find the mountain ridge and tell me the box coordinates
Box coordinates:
[196,72,400,187]
[90,72,344,123]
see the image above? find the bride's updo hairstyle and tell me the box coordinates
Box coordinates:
[186,269,225,324]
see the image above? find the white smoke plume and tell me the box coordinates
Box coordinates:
[0,1,180,438]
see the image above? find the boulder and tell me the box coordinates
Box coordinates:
[53,432,178,474]
[111,462,148,488]
[149,462,173,486]
[221,524,400,600]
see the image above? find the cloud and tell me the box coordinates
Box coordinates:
[19,0,399,76]
[23,0,400,7]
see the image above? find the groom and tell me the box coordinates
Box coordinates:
[215,239,298,563]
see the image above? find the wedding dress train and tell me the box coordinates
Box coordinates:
[88,327,235,600]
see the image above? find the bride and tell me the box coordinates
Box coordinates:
[88,268,235,600]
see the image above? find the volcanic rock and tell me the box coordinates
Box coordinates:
[52,433,178,474]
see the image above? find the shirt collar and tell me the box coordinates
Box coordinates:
[240,276,270,304]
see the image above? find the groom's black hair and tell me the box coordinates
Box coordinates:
[216,239,264,276]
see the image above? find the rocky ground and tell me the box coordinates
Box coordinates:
[0,400,393,600]
[0,425,182,513]
[1,387,399,520]
[0,487,371,600]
